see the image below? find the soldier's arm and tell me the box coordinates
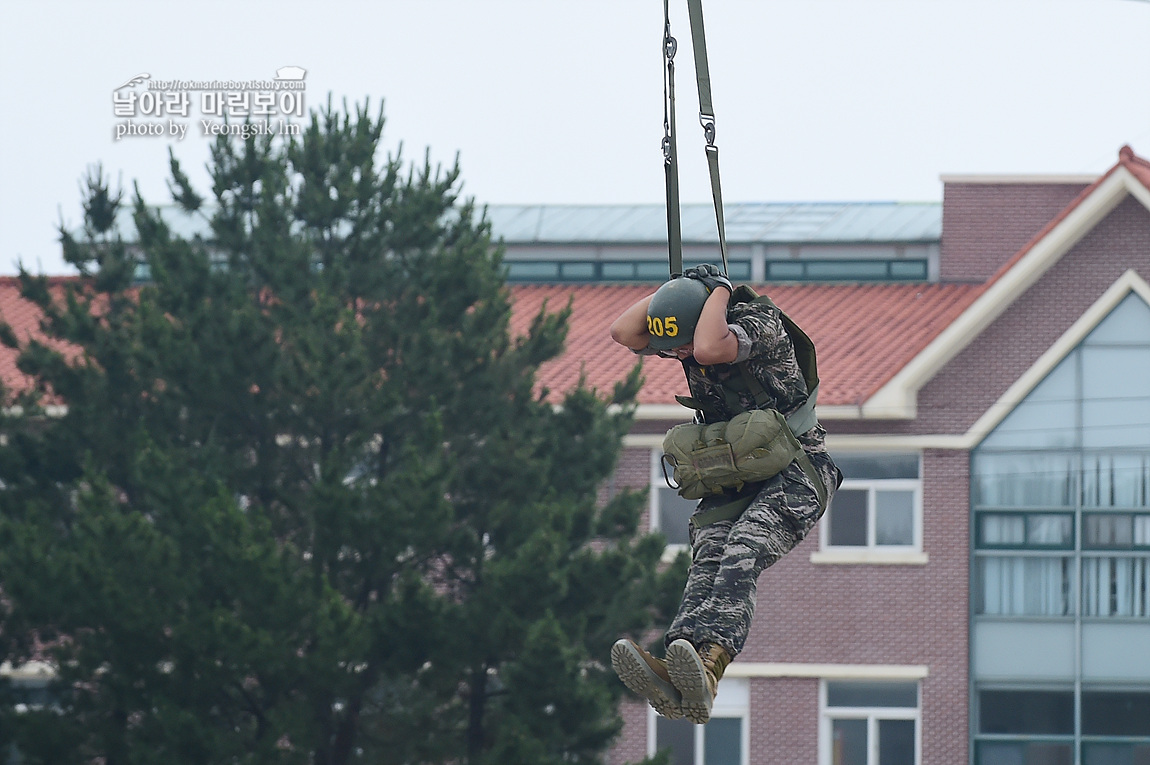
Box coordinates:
[692,286,738,365]
[610,293,656,351]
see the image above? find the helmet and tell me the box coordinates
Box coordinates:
[646,277,710,351]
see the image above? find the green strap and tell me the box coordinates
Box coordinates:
[685,0,714,118]
[689,452,828,531]
[685,0,728,275]
[663,0,727,277]
[785,383,819,437]
[689,492,756,532]
[663,0,683,278]
[704,145,729,275]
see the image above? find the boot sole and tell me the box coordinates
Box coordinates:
[610,640,684,720]
[665,639,713,725]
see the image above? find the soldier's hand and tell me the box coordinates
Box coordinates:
[683,264,733,294]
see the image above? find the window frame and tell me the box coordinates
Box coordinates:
[818,679,921,765]
[647,677,750,765]
[651,449,695,556]
[814,452,927,566]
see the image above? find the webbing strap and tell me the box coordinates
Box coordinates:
[686,0,728,275]
[662,0,728,278]
[705,147,729,275]
[663,0,683,278]
[689,452,828,531]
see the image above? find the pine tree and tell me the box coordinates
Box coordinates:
[0,102,685,764]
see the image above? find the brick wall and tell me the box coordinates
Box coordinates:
[917,196,1150,435]
[753,678,819,763]
[940,181,1088,283]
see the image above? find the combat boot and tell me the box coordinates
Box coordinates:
[610,639,684,719]
[665,639,731,724]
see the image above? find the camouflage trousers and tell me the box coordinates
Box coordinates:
[665,451,840,658]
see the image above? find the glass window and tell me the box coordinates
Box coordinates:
[559,261,595,280]
[823,680,919,765]
[981,515,1026,546]
[1081,557,1150,617]
[637,261,672,280]
[827,682,918,708]
[505,261,559,280]
[1082,455,1150,508]
[806,260,889,280]
[836,454,919,480]
[975,557,1073,616]
[1084,293,1150,345]
[977,514,1073,549]
[601,262,635,280]
[1082,691,1150,736]
[889,260,928,280]
[879,719,916,765]
[766,261,804,280]
[703,718,743,765]
[979,690,1074,735]
[834,718,868,765]
[1084,515,1135,548]
[973,294,1150,760]
[654,716,743,765]
[657,717,696,765]
[979,362,1078,451]
[653,451,696,547]
[823,454,921,551]
[875,490,914,545]
[977,741,1073,765]
[972,453,1079,508]
[828,489,868,546]
[1081,742,1150,765]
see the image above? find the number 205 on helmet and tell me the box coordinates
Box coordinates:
[645,277,710,351]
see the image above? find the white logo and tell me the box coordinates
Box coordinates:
[111,67,307,141]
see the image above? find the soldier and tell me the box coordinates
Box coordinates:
[608,264,841,724]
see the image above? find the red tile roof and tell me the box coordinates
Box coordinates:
[0,278,72,398]
[510,282,984,408]
[0,278,984,411]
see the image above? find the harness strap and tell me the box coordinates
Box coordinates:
[685,0,729,275]
[689,452,827,532]
[662,0,683,278]
[662,0,728,277]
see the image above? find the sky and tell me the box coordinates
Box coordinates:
[1,0,1148,276]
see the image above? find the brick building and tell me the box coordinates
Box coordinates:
[508,146,1150,765]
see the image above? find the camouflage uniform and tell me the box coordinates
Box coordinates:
[663,299,841,657]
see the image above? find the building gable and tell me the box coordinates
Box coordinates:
[966,269,1150,450]
[866,148,1150,421]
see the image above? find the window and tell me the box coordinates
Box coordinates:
[655,717,744,765]
[764,259,928,283]
[817,454,922,562]
[651,678,748,765]
[1082,690,1150,764]
[975,688,1150,765]
[652,450,696,548]
[971,292,1150,762]
[503,259,752,283]
[821,680,919,765]
[974,512,1076,618]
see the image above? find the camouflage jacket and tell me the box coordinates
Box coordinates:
[681,300,827,453]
